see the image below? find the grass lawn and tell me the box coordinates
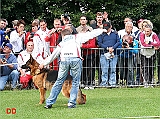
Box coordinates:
[0,87,160,119]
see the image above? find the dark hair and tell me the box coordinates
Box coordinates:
[39,19,47,23]
[17,19,26,26]
[96,12,103,16]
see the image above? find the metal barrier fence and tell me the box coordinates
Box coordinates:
[49,47,160,88]
[1,47,160,88]
[80,48,160,88]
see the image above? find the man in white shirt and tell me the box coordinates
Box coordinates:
[39,28,107,109]
[118,21,135,39]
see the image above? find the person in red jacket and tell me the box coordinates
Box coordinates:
[44,18,62,70]
[81,36,97,89]
[24,22,39,46]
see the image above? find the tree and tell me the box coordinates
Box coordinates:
[1,0,160,33]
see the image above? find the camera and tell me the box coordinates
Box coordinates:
[57,28,62,32]
[30,32,35,38]
[2,58,6,62]
[122,41,129,48]
[63,14,69,18]
[122,36,134,48]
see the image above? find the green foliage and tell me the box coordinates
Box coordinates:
[1,0,160,32]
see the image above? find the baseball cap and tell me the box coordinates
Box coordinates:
[64,16,70,21]
[5,43,13,50]
[137,19,143,23]
[103,22,111,30]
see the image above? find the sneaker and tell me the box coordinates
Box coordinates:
[68,105,76,108]
[16,84,23,90]
[44,105,52,109]
[88,86,94,90]
[84,87,89,90]
[80,84,85,88]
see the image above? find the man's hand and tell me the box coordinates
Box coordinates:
[5,28,11,33]
[154,47,159,50]
[39,64,44,69]
[49,28,56,36]
[108,47,114,53]
[18,31,25,36]
[0,58,7,64]
[20,69,26,76]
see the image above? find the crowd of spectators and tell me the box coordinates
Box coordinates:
[0,11,160,91]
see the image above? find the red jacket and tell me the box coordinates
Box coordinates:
[24,32,33,45]
[44,30,60,52]
[81,37,97,56]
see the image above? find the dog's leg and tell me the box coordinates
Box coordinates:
[39,88,45,104]
[33,74,46,104]
[62,79,71,98]
[76,88,86,105]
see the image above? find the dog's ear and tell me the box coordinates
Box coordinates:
[25,54,32,66]
[30,54,34,64]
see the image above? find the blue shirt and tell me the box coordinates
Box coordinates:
[0,30,5,46]
[0,54,18,76]
[97,31,121,55]
[119,39,139,58]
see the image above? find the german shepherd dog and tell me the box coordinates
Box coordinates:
[25,55,86,105]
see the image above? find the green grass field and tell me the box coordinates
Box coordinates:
[0,87,160,119]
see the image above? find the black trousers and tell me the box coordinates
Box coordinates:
[158,51,160,83]
[141,55,155,84]
[82,54,95,85]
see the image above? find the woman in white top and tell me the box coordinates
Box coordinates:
[10,19,26,56]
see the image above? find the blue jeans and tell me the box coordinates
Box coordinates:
[46,57,82,106]
[0,70,19,90]
[100,54,118,86]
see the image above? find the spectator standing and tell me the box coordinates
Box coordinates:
[123,17,138,32]
[140,24,160,87]
[90,12,104,85]
[24,22,39,46]
[118,21,135,39]
[0,19,11,51]
[32,19,40,30]
[10,19,26,56]
[119,35,139,85]
[76,15,93,32]
[76,15,96,89]
[97,22,121,86]
[32,19,50,59]
[0,43,19,91]
[117,21,135,85]
[44,18,62,70]
[103,11,110,22]
[134,19,144,85]
[61,14,77,34]
[157,32,160,84]
[39,28,107,109]
[90,12,103,29]
[12,20,18,30]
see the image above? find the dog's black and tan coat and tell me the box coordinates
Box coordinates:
[25,55,86,104]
